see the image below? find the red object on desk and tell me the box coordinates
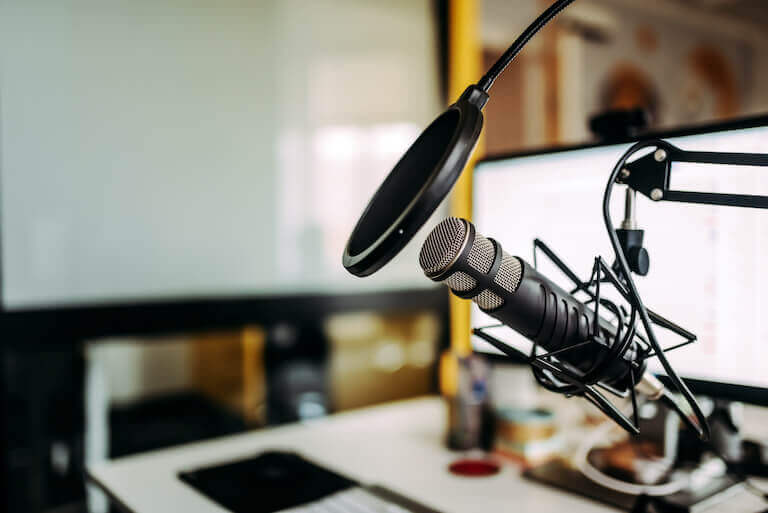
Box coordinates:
[448,459,500,477]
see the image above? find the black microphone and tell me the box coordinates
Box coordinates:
[419,217,655,394]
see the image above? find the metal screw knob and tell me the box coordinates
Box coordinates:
[654,149,667,162]
[650,188,663,201]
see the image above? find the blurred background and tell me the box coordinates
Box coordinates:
[1,0,767,512]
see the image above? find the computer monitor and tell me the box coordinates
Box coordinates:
[472,117,768,405]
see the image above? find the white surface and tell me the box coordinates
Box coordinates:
[0,0,441,309]
[472,125,768,390]
[274,487,421,513]
[87,397,617,513]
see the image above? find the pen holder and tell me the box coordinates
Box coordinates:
[445,354,494,451]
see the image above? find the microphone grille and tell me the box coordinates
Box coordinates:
[466,234,495,273]
[473,254,523,310]
[445,271,477,291]
[495,254,523,293]
[476,290,504,310]
[419,217,523,313]
[419,217,467,274]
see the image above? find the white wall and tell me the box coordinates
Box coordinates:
[0,0,442,310]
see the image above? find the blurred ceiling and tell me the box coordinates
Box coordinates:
[671,0,768,25]
[483,0,766,49]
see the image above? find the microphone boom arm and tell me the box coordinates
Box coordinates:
[471,138,767,442]
[600,138,768,441]
[618,140,768,209]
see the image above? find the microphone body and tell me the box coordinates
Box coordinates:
[419,217,646,391]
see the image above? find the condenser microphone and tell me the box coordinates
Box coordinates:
[419,217,652,394]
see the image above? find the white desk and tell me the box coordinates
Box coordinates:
[88,397,766,513]
[88,397,617,513]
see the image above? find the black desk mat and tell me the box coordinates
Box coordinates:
[179,450,440,513]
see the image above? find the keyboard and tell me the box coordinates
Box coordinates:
[278,486,426,513]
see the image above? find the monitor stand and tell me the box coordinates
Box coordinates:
[525,398,767,512]
[679,399,768,478]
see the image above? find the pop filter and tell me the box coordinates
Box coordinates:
[343,0,577,277]
[342,85,488,277]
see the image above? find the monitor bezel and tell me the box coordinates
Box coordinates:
[0,158,449,348]
[0,288,449,349]
[473,113,768,406]
[0,181,449,347]
[479,113,768,165]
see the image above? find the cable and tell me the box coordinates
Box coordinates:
[477,0,577,92]
[657,391,767,502]
[657,389,767,502]
[575,420,690,496]
[743,480,768,502]
[602,140,711,442]
[658,391,703,441]
[576,412,766,500]
[576,421,768,504]
[706,444,768,503]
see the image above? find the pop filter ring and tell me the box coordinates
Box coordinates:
[343,86,487,277]
[343,0,575,277]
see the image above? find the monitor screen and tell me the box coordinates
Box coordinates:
[472,122,768,392]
